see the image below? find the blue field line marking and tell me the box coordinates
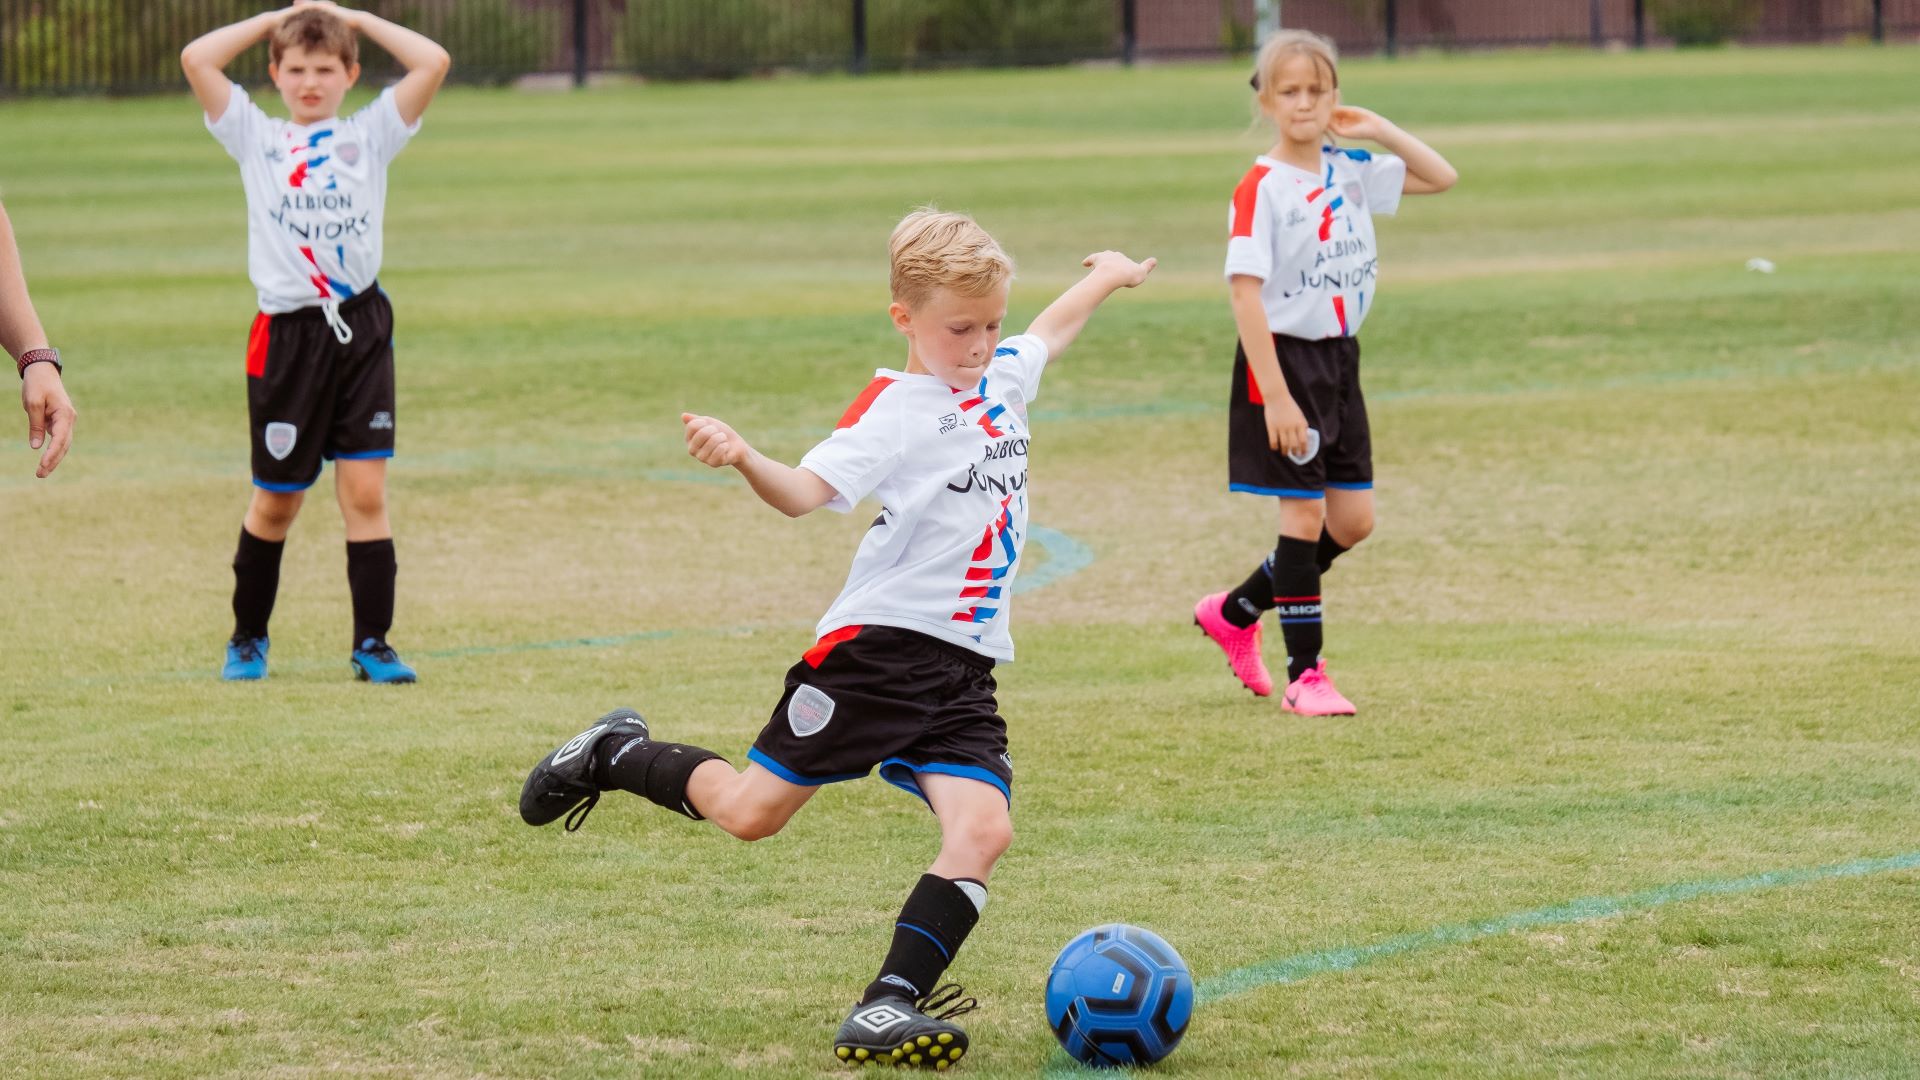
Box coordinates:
[48,525,1092,687]
[1039,849,1920,1076]
[1016,525,1093,596]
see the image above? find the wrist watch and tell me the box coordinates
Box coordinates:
[16,347,60,378]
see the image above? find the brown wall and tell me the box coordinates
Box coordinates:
[1136,0,1916,55]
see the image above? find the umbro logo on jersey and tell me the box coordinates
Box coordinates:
[853,1003,910,1032]
[264,147,284,163]
[938,413,960,434]
[1285,207,1308,228]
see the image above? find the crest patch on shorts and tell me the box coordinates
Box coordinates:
[787,684,835,737]
[264,422,298,461]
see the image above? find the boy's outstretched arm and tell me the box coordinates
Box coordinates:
[1024,251,1156,363]
[302,2,451,125]
[180,9,291,121]
[682,413,836,518]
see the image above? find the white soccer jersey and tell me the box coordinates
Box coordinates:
[799,334,1051,663]
[206,82,420,315]
[1224,146,1407,340]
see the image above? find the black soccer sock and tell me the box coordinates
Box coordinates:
[593,733,726,820]
[345,538,397,649]
[231,527,285,640]
[1315,526,1350,575]
[1221,555,1276,629]
[861,874,986,1006]
[1271,535,1323,683]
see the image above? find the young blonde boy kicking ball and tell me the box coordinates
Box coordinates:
[521,210,1152,1068]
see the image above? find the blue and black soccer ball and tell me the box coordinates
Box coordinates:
[1045,923,1193,1067]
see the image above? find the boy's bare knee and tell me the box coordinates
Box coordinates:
[340,487,387,521]
[714,804,790,842]
[949,813,1013,861]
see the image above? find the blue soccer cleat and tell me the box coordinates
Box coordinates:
[222,635,270,681]
[351,638,418,684]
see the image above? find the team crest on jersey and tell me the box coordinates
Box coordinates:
[263,422,298,461]
[1344,180,1365,209]
[788,684,835,737]
[1285,207,1308,228]
[335,141,361,167]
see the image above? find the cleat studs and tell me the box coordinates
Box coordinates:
[928,1046,942,1058]
[838,1047,852,1060]
[910,1054,923,1065]
[917,1036,931,1047]
[948,1048,963,1061]
[937,1033,953,1044]
[936,1061,949,1072]
[855,1048,869,1061]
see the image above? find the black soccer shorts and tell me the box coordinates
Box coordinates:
[1227,332,1373,498]
[748,625,1013,806]
[245,287,396,491]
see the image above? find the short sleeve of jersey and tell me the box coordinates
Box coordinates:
[204,82,266,161]
[1358,153,1407,218]
[798,378,904,513]
[353,88,423,162]
[986,333,1051,407]
[1224,164,1277,281]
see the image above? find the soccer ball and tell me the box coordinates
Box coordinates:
[1045,923,1193,1067]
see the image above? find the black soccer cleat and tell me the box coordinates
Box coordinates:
[834,984,976,1070]
[518,708,648,831]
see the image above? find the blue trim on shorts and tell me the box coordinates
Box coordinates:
[253,465,322,493]
[746,747,868,786]
[1326,480,1373,491]
[252,478,314,492]
[878,758,1012,806]
[1230,482,1324,499]
[331,449,395,461]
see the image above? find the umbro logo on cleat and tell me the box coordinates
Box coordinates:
[853,1004,909,1032]
[551,724,607,766]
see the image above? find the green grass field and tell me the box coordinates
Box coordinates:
[4,44,1920,1078]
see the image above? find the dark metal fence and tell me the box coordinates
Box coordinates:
[1,0,1911,96]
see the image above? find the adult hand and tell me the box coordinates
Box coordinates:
[21,362,75,477]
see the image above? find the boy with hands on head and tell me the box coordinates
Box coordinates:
[523,210,1152,1069]
[181,2,449,683]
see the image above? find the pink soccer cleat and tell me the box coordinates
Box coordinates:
[1193,592,1274,696]
[1281,661,1356,716]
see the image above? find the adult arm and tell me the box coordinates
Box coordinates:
[1,202,75,477]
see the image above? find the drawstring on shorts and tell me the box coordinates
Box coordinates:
[321,299,354,345]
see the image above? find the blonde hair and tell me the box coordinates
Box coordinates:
[1249,29,1339,124]
[888,209,1014,310]
[271,7,357,67]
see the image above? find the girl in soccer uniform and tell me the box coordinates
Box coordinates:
[1193,30,1456,715]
